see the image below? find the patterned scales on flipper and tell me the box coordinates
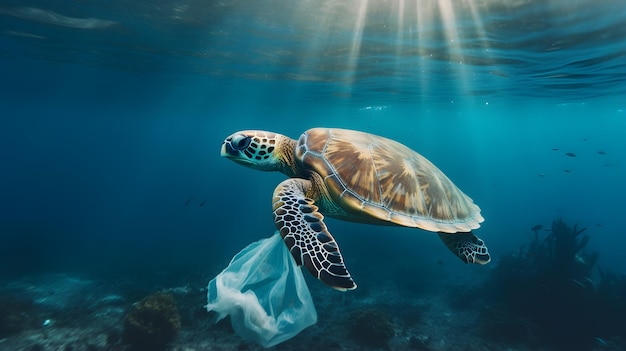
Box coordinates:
[438,232,491,264]
[272,178,356,291]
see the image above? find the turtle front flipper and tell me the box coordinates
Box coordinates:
[272,178,356,291]
[438,232,491,265]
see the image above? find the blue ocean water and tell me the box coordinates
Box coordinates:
[0,0,625,350]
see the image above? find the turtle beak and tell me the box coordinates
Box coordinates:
[221,140,256,167]
[221,141,238,157]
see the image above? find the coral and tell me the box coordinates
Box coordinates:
[348,307,395,346]
[499,218,597,289]
[122,292,181,350]
[479,218,602,348]
[547,218,597,279]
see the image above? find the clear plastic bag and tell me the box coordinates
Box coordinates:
[206,232,317,348]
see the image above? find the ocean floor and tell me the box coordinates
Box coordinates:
[0,267,617,351]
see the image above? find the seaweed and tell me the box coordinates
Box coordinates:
[477,218,626,350]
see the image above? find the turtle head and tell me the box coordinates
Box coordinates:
[221,130,293,172]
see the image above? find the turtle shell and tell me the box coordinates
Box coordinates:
[295,128,483,233]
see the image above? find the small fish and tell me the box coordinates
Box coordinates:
[185,195,196,206]
[199,200,207,207]
[538,173,546,177]
[597,150,606,155]
[563,169,572,173]
[565,152,576,157]
[596,224,603,227]
[552,148,559,151]
[531,224,543,232]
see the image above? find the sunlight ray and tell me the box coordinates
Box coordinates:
[437,0,468,94]
[346,0,369,89]
[413,0,438,98]
[466,0,491,65]
[396,0,405,52]
[395,0,406,93]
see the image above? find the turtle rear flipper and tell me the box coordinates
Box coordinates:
[273,178,357,291]
[438,232,491,265]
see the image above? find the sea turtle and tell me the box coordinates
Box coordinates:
[221,128,490,291]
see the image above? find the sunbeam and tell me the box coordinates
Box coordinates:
[286,0,492,99]
[347,0,369,89]
[436,0,468,93]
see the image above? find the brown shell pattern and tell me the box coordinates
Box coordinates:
[295,128,483,233]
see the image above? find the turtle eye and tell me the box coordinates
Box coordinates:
[231,135,251,150]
